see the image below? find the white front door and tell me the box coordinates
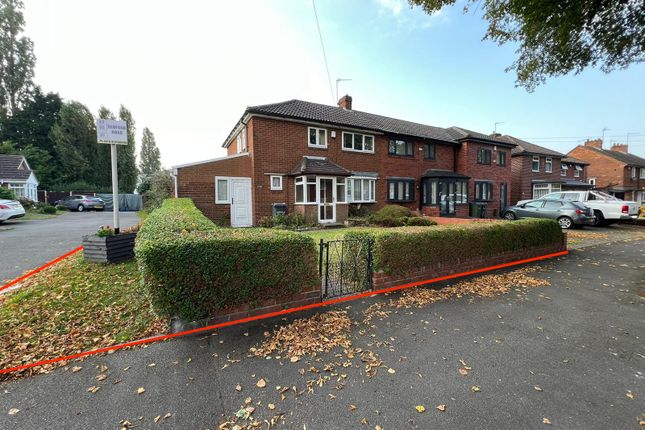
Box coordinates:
[317,177,336,223]
[231,178,253,227]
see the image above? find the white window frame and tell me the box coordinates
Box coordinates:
[342,132,375,154]
[270,175,283,191]
[336,177,347,204]
[215,177,231,204]
[589,178,596,186]
[532,156,540,172]
[573,166,580,178]
[545,157,553,173]
[631,166,637,179]
[8,183,26,198]
[295,175,317,205]
[308,127,327,148]
[236,129,247,153]
[532,183,561,199]
[560,163,568,176]
[346,177,376,203]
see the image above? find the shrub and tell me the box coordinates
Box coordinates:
[56,204,68,211]
[142,170,174,210]
[258,213,307,229]
[369,205,413,227]
[97,226,115,237]
[136,198,319,320]
[404,216,437,226]
[38,204,57,214]
[345,219,563,276]
[0,187,16,200]
[348,204,372,218]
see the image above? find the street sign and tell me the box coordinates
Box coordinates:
[97,119,128,145]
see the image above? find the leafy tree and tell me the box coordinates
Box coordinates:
[50,101,96,184]
[409,0,645,91]
[142,169,173,210]
[0,0,35,117]
[95,106,115,188]
[0,88,62,187]
[138,127,161,176]
[117,105,138,193]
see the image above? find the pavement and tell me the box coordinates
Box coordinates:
[0,211,139,283]
[1,237,644,429]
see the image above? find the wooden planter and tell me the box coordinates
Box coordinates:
[82,233,136,264]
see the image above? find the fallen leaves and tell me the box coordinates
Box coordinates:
[256,378,266,388]
[136,387,145,395]
[626,390,634,400]
[543,417,552,425]
[436,404,446,412]
[471,386,481,392]
[8,408,19,415]
[251,311,352,359]
[415,405,426,413]
[534,385,543,392]
[87,385,100,393]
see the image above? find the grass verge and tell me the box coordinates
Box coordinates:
[0,252,167,380]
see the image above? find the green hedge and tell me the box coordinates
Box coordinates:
[135,198,319,320]
[345,219,563,276]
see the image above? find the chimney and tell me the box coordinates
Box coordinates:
[584,139,603,149]
[610,143,628,153]
[338,94,352,110]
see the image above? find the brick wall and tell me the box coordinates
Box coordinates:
[560,163,588,183]
[510,155,563,203]
[568,146,627,191]
[372,237,567,290]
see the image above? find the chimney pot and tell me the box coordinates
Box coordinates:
[610,143,628,153]
[584,139,603,149]
[338,94,352,110]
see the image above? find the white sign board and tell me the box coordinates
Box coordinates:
[97,119,128,145]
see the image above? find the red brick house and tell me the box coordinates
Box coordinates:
[499,135,590,204]
[568,139,645,204]
[174,96,515,226]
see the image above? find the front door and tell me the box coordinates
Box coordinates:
[230,178,252,227]
[439,180,456,216]
[499,183,507,215]
[317,177,336,223]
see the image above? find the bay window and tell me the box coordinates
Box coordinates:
[387,179,415,202]
[295,176,317,204]
[336,178,346,203]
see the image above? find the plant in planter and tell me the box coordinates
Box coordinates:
[83,225,137,264]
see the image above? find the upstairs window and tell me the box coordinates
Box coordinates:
[545,157,553,173]
[497,151,506,166]
[574,165,582,177]
[641,168,645,179]
[236,130,247,153]
[474,181,492,201]
[561,163,568,176]
[477,148,491,165]
[388,139,413,156]
[342,132,374,153]
[387,179,415,202]
[532,156,540,172]
[308,127,327,148]
[423,143,436,160]
[632,166,638,179]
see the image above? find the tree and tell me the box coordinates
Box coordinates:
[409,0,645,91]
[50,101,96,184]
[0,0,35,118]
[117,105,138,193]
[138,127,161,176]
[95,106,115,188]
[142,169,173,209]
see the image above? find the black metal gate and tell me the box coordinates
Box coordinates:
[319,238,373,299]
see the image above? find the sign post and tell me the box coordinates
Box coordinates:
[97,119,128,234]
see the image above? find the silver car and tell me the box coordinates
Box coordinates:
[502,199,595,229]
[55,195,105,212]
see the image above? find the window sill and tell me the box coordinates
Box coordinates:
[387,153,415,158]
[307,145,328,150]
[387,200,415,203]
[349,201,376,204]
[341,148,375,154]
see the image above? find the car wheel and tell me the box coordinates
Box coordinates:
[592,210,605,227]
[77,204,85,212]
[503,211,516,220]
[558,216,573,229]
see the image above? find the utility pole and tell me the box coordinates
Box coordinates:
[601,127,610,142]
[335,78,352,101]
[494,121,504,134]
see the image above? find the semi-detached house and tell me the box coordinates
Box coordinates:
[174,96,516,226]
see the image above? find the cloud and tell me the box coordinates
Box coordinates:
[376,0,405,16]
[374,0,446,30]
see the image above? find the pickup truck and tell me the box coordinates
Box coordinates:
[518,190,640,226]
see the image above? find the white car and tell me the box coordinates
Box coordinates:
[0,199,25,223]
[518,190,640,226]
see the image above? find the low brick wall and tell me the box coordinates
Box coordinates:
[170,287,321,333]
[372,237,567,290]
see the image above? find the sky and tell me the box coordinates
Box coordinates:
[22,0,645,167]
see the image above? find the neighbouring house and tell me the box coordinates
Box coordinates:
[174,96,515,226]
[0,154,39,201]
[568,139,645,204]
[497,135,591,204]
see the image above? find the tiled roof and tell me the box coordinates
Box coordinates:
[446,127,513,146]
[224,99,514,147]
[581,146,645,167]
[288,156,351,176]
[497,135,564,157]
[0,154,32,180]
[561,156,589,165]
[561,179,592,188]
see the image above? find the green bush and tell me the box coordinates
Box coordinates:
[38,204,57,214]
[369,205,413,227]
[136,198,319,320]
[55,204,68,211]
[258,213,307,229]
[0,187,16,200]
[404,216,438,227]
[345,219,563,276]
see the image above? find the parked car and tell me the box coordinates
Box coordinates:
[0,199,25,223]
[518,190,640,226]
[503,199,595,229]
[55,195,105,212]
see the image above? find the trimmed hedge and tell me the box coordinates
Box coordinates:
[345,219,563,276]
[135,198,319,320]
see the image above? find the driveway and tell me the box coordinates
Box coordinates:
[0,238,643,429]
[0,211,139,283]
